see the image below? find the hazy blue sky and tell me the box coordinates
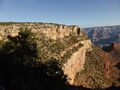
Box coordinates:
[0,0,120,27]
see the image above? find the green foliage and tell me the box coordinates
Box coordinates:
[0,30,69,90]
[49,40,66,54]
[62,33,80,46]
[0,22,13,26]
[0,39,5,47]
[19,26,30,32]
[75,47,111,89]
[0,22,25,26]
[62,49,73,63]
[0,25,85,89]
[34,32,83,63]
[61,43,83,63]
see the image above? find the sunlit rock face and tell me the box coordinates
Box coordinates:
[63,40,92,84]
[0,23,80,40]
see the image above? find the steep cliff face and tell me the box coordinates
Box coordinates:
[0,22,114,89]
[84,25,120,46]
[0,23,92,84]
[63,40,92,84]
[0,23,81,40]
[108,43,120,87]
[74,47,113,89]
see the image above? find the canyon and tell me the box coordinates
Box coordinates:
[0,22,119,90]
[84,25,120,46]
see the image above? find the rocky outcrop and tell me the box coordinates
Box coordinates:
[0,22,90,85]
[0,22,114,89]
[74,47,113,89]
[0,23,80,40]
[63,40,92,84]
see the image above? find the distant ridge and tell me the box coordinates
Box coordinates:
[84,25,120,46]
